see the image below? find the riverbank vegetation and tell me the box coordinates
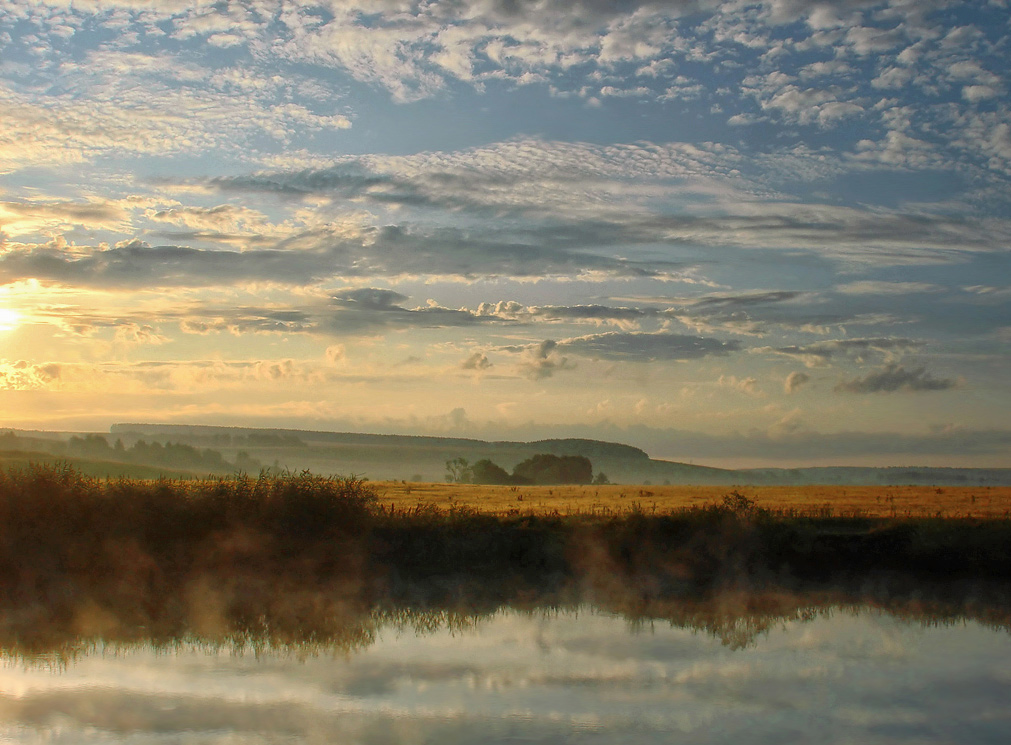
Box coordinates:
[3,464,1011,659]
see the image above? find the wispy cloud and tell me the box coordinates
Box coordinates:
[758,338,921,368]
[835,281,944,295]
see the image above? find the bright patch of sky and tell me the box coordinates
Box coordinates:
[1,0,1009,465]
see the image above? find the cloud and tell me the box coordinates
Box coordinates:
[461,352,492,371]
[48,294,483,342]
[212,138,747,222]
[468,292,820,337]
[963,85,999,103]
[672,311,769,337]
[27,304,314,340]
[784,371,811,394]
[145,205,269,233]
[757,85,865,127]
[760,338,920,367]
[835,364,958,393]
[470,290,817,339]
[0,50,352,173]
[114,323,168,345]
[843,24,905,55]
[0,239,332,289]
[517,340,574,380]
[835,281,944,295]
[0,199,130,236]
[557,331,740,362]
[206,138,1011,269]
[478,302,654,330]
[0,220,680,289]
[323,288,482,335]
[179,309,316,336]
[0,357,338,395]
[718,375,760,395]
[686,290,810,309]
[959,285,1011,305]
[0,360,62,390]
[325,345,346,365]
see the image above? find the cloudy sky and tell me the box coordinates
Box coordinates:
[1,0,1009,466]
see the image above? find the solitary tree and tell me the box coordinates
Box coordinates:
[445,457,473,484]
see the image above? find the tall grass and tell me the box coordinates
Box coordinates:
[0,464,375,574]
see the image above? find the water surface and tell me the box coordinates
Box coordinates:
[3,605,1010,744]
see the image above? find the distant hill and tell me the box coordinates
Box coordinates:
[109,423,1011,486]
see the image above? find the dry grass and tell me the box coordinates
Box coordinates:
[374,481,1011,518]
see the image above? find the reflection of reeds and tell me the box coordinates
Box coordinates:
[3,464,1011,660]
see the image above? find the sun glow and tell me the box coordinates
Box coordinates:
[0,308,22,332]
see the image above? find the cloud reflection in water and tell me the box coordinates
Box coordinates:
[2,607,1010,743]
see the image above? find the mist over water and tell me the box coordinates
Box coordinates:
[2,602,1011,744]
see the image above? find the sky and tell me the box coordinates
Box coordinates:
[0,0,1009,467]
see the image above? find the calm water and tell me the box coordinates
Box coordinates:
[2,606,1011,744]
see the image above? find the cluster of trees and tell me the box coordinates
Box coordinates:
[118,439,261,473]
[445,454,610,485]
[2,432,260,473]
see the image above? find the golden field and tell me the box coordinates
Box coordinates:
[373,481,1011,518]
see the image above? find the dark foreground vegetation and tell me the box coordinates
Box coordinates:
[3,465,1011,660]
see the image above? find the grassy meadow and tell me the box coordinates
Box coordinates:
[373,480,1011,519]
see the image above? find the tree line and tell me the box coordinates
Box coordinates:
[1,432,261,473]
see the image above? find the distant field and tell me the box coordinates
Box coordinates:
[373,481,1011,518]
